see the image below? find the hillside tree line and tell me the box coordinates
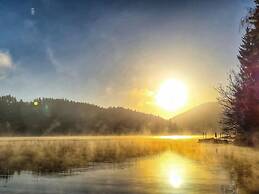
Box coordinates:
[0,95,171,135]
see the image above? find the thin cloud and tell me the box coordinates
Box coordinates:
[0,51,14,79]
[46,47,79,79]
[0,51,13,68]
[46,47,61,72]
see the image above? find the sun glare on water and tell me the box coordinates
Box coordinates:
[156,79,187,112]
[158,135,194,140]
[168,169,183,188]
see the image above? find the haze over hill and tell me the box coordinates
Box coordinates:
[170,102,222,134]
[0,95,169,135]
[0,95,222,135]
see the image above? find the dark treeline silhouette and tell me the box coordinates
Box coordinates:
[0,95,171,135]
[218,0,259,146]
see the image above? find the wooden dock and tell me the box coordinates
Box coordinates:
[198,138,230,144]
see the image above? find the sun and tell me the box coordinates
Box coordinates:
[155,79,187,111]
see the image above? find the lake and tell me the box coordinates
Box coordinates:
[0,136,249,194]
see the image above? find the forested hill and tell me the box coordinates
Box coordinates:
[0,95,170,135]
[170,102,222,134]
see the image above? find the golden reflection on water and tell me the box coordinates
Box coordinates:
[137,152,190,190]
[158,152,186,189]
[168,167,183,188]
[135,150,229,193]
[157,135,200,140]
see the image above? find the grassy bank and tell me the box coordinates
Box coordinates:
[0,137,191,174]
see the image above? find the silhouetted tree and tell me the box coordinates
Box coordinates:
[218,0,259,146]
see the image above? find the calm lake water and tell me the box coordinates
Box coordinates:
[0,150,234,194]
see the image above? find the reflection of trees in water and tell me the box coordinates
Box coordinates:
[220,181,238,194]
[197,145,257,194]
[222,155,254,194]
[0,169,14,185]
[165,143,258,194]
[0,154,135,187]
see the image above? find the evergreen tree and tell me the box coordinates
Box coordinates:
[219,0,259,146]
[0,95,169,135]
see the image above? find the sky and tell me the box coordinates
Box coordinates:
[0,0,253,118]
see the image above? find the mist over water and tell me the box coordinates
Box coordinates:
[0,152,231,194]
[0,136,256,194]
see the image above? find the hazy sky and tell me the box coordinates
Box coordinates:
[0,0,253,118]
